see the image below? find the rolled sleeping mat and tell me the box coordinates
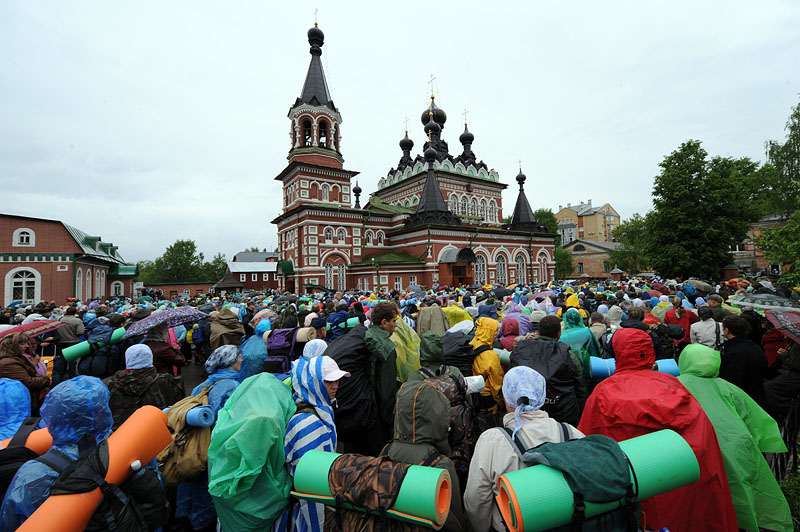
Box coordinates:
[62,327,127,362]
[496,429,700,532]
[589,356,680,379]
[0,427,53,455]
[496,349,511,366]
[17,405,173,532]
[185,405,216,427]
[291,450,451,529]
[339,317,359,329]
[299,297,311,303]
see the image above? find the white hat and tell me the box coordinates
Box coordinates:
[321,356,350,382]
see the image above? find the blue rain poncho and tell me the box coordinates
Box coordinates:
[0,376,113,530]
[208,373,296,531]
[238,319,271,382]
[0,378,31,439]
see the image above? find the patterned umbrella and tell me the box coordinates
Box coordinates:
[765,309,800,345]
[122,306,210,339]
[0,320,68,340]
[727,293,800,311]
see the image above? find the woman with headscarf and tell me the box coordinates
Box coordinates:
[0,332,49,414]
[470,318,505,428]
[175,345,242,531]
[559,308,600,387]
[464,366,584,532]
[145,322,186,374]
[279,355,350,532]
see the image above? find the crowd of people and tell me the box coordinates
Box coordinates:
[0,275,798,531]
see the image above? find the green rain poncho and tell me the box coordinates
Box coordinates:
[559,308,599,386]
[208,373,297,531]
[390,318,421,383]
[678,344,792,532]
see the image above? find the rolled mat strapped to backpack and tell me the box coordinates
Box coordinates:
[61,327,127,362]
[496,429,700,532]
[17,405,172,532]
[589,356,680,379]
[291,450,451,529]
[0,427,53,455]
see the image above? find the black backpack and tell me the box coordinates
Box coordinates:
[443,331,477,377]
[37,437,167,532]
[0,417,40,500]
[501,429,641,532]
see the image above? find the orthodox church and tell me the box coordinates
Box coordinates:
[271,24,555,292]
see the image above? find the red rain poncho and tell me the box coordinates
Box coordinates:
[578,327,737,532]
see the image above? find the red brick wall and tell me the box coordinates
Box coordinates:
[145,283,214,299]
[0,216,82,255]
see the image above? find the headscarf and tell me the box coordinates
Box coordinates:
[303,339,328,359]
[500,318,520,351]
[695,296,706,307]
[659,295,669,303]
[562,308,584,330]
[597,304,609,315]
[290,355,337,446]
[125,344,153,369]
[502,366,546,439]
[607,305,624,328]
[649,296,659,308]
[470,317,498,350]
[205,345,240,374]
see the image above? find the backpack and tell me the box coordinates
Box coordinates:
[442,331,477,377]
[500,429,641,532]
[323,451,442,532]
[38,438,167,532]
[264,327,299,374]
[0,417,40,500]
[417,366,475,466]
[156,382,223,487]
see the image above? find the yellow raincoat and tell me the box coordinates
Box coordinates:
[391,318,421,383]
[470,318,504,412]
[442,304,472,328]
[555,294,589,320]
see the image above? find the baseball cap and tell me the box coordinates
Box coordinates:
[321,356,350,382]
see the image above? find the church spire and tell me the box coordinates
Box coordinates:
[296,24,335,110]
[508,168,543,232]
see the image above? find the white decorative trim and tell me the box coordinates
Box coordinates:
[4,266,41,306]
[11,228,35,247]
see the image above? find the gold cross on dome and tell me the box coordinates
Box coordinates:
[463,108,469,125]
[403,117,409,132]
[518,159,523,171]
[314,8,318,25]
[427,74,437,97]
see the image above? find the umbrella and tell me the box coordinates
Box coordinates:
[765,310,800,345]
[685,279,713,292]
[197,303,216,314]
[406,284,421,292]
[532,290,555,299]
[491,287,512,299]
[727,294,800,312]
[0,320,68,340]
[122,306,210,339]
[642,289,663,298]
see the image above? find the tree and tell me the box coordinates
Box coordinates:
[135,260,159,285]
[201,252,228,282]
[244,246,262,252]
[153,240,206,283]
[554,246,573,279]
[502,215,513,225]
[608,213,651,274]
[533,208,559,244]
[755,211,800,286]
[764,99,800,215]
[647,140,760,279]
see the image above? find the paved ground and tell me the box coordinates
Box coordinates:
[179,359,207,394]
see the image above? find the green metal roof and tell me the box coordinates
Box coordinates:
[109,264,138,277]
[279,260,295,275]
[350,251,424,267]
[366,196,416,214]
[62,222,126,264]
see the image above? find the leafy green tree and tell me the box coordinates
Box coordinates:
[608,213,651,274]
[554,246,573,279]
[533,208,559,244]
[201,252,228,282]
[135,260,159,284]
[647,141,759,279]
[764,99,800,215]
[502,215,513,225]
[244,246,262,252]
[755,211,800,286]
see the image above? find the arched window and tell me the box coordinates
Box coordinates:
[449,194,458,213]
[515,254,527,285]
[302,119,313,146]
[322,184,329,201]
[377,232,384,245]
[95,270,100,298]
[365,231,373,245]
[337,264,346,291]
[413,196,419,205]
[318,120,329,148]
[76,267,83,299]
[573,244,585,252]
[474,255,487,284]
[12,228,35,247]
[460,196,468,215]
[337,229,346,243]
[469,198,477,217]
[488,201,496,222]
[479,200,487,220]
[111,281,124,296]
[538,254,549,283]
[8,269,38,304]
[496,255,508,285]
[85,269,92,301]
[101,271,106,297]
[324,228,333,242]
[325,263,334,289]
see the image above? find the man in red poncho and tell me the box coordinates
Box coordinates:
[578,327,738,532]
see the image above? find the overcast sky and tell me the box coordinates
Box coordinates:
[1,1,798,263]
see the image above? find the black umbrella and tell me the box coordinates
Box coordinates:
[491,287,512,299]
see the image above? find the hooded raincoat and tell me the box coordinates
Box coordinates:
[470,318,504,413]
[678,344,792,532]
[281,355,338,532]
[385,381,467,532]
[578,328,738,532]
[559,308,600,386]
[556,294,589,320]
[442,304,472,329]
[417,304,451,336]
[406,331,464,383]
[210,308,245,350]
[0,377,31,439]
[0,376,114,530]
[390,318,422,383]
[238,319,271,382]
[499,318,520,352]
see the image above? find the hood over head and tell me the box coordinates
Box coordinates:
[678,343,720,378]
[0,378,31,439]
[563,308,584,329]
[419,331,444,366]
[612,327,655,372]
[565,294,581,308]
[393,381,451,454]
[470,317,498,350]
[42,376,113,447]
[291,355,337,445]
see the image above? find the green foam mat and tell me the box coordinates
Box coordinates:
[62,327,126,361]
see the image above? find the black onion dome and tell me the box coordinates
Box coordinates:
[516,170,527,187]
[424,145,437,162]
[459,123,474,144]
[423,115,441,136]
[399,131,414,150]
[420,97,447,127]
[353,182,362,194]
[307,25,324,48]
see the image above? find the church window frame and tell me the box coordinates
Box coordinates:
[337,264,346,291]
[325,263,334,289]
[318,119,329,148]
[515,254,527,285]
[376,231,384,245]
[12,228,35,247]
[302,118,313,146]
[479,200,487,220]
[460,196,468,216]
[365,231,374,246]
[474,255,487,284]
[449,194,458,213]
[488,201,496,222]
[324,228,333,242]
[469,198,477,217]
[322,184,329,201]
[337,229,346,243]
[496,254,508,285]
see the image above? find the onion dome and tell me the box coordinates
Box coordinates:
[307,24,324,51]
[353,182,362,195]
[423,114,441,137]
[516,170,526,189]
[399,131,414,151]
[424,145,437,162]
[459,123,474,144]
[420,96,447,128]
